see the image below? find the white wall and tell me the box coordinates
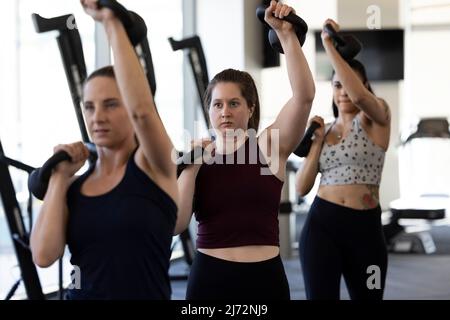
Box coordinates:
[197,0,246,75]
[374,82,401,206]
[400,0,450,197]
[284,0,337,29]
[409,0,450,25]
[404,30,450,120]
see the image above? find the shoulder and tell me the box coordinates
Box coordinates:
[134,147,179,207]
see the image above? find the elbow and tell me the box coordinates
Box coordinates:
[173,222,182,236]
[305,97,315,107]
[304,84,316,105]
[173,224,188,236]
[131,108,152,123]
[32,250,57,268]
[296,185,309,198]
[295,180,309,198]
[292,81,315,106]
[173,217,189,236]
[30,239,61,268]
[308,86,316,104]
[34,258,53,269]
[296,172,314,197]
[293,93,315,107]
[129,102,157,123]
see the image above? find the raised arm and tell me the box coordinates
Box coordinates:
[264,1,316,158]
[81,0,177,181]
[322,19,390,127]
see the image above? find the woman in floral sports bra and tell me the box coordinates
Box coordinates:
[295,19,391,300]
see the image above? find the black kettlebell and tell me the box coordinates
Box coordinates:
[28,143,97,200]
[256,5,308,54]
[293,121,321,158]
[176,146,205,177]
[323,24,362,60]
[97,0,147,46]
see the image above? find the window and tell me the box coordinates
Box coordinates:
[401,16,450,197]
[114,0,185,149]
[0,0,95,299]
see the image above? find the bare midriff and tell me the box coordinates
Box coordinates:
[317,184,380,210]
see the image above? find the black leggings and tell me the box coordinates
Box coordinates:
[299,196,388,300]
[186,251,290,300]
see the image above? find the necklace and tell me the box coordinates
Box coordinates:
[332,123,342,140]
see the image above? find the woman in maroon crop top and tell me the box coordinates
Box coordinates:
[175,1,315,300]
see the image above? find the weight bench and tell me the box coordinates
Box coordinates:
[384,196,448,254]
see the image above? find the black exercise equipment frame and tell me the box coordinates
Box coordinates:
[0,141,45,300]
[169,36,211,129]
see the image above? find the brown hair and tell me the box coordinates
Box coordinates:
[203,69,260,131]
[85,65,116,84]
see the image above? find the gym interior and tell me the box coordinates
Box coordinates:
[1,0,450,301]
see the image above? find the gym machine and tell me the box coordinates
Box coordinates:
[0,141,44,300]
[384,118,450,254]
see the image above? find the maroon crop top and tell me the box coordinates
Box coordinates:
[193,138,284,249]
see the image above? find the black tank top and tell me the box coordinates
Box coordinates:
[66,150,177,300]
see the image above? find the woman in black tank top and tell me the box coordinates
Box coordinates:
[175,1,315,300]
[30,1,179,300]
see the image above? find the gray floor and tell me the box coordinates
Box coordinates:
[170,213,450,300]
[169,253,450,300]
[2,206,449,300]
